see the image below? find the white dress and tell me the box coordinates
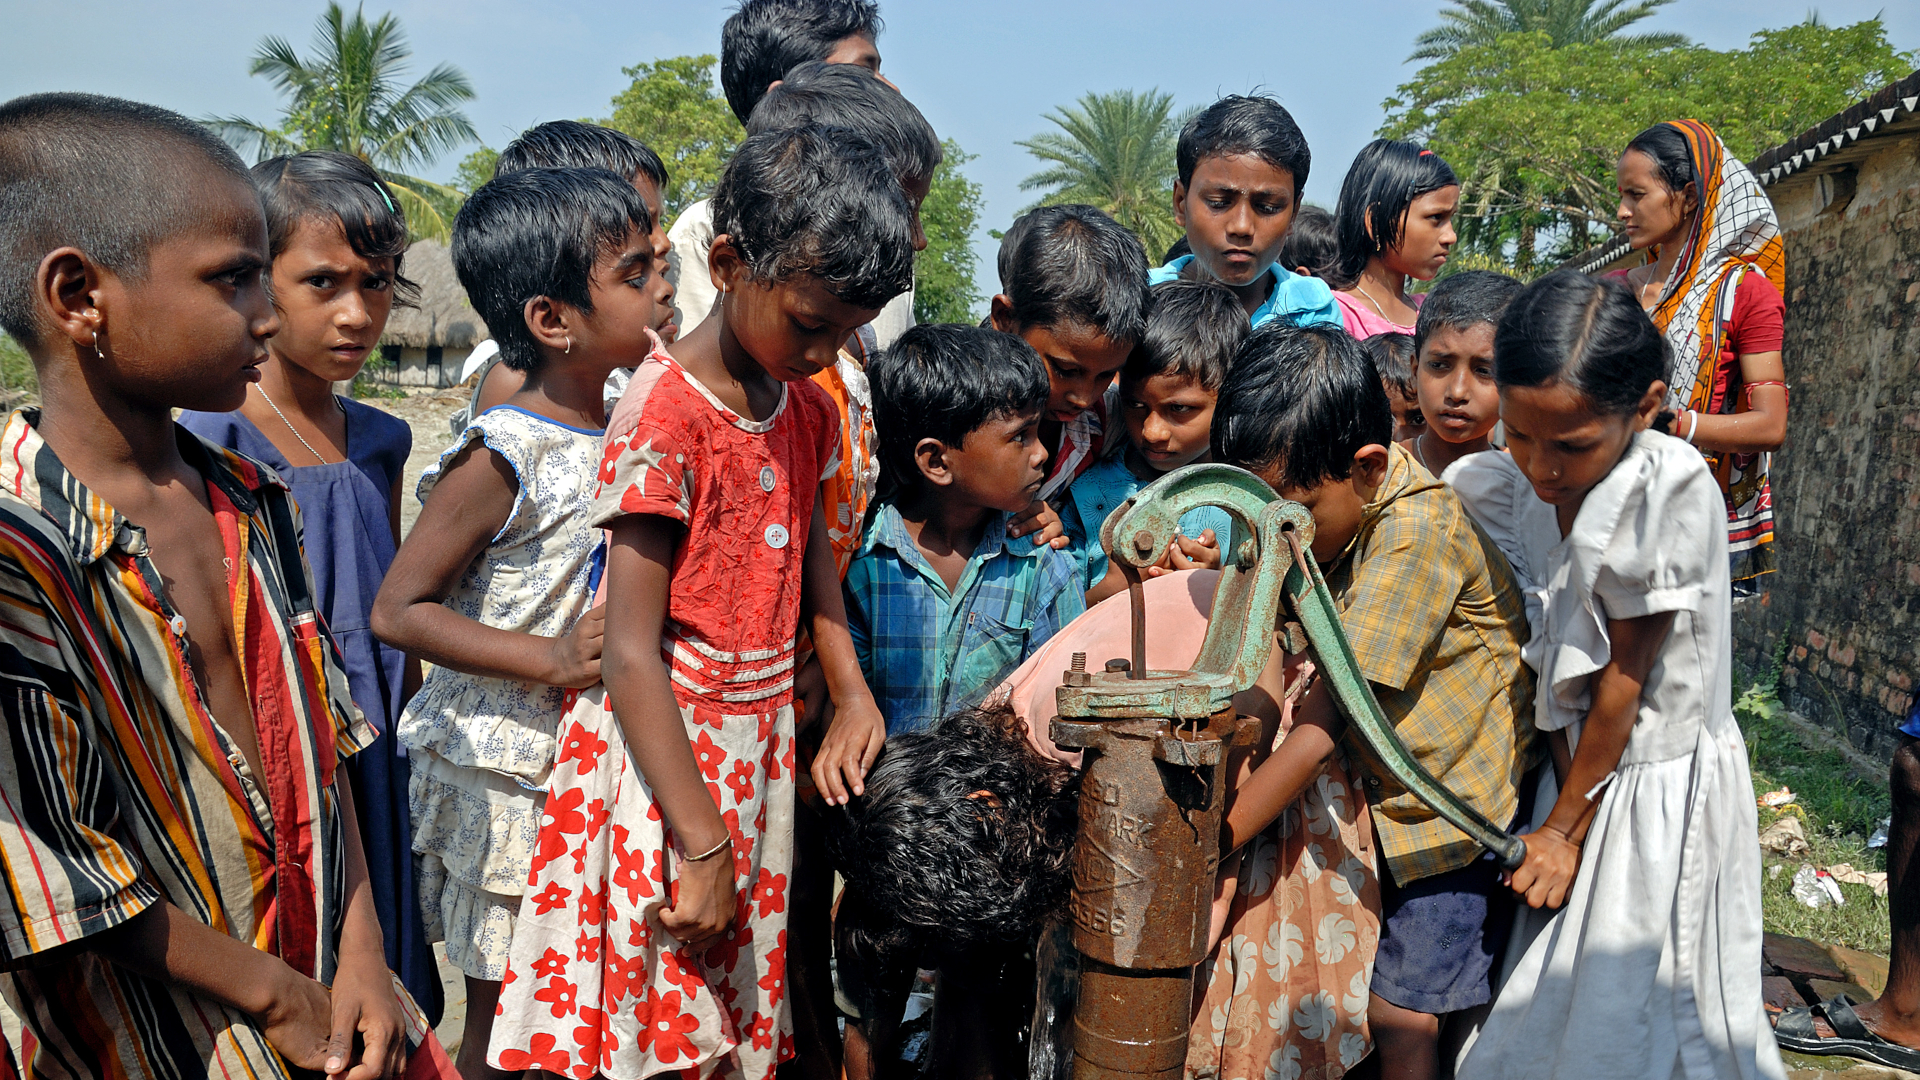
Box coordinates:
[398,406,606,980]
[1447,432,1785,1080]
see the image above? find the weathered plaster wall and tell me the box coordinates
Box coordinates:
[1734,130,1920,759]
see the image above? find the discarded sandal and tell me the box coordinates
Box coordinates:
[1773,994,1920,1071]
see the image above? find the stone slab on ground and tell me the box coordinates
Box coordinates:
[1772,974,1817,1010]
[1810,978,1879,1006]
[1832,945,1894,999]
[1771,932,1852,982]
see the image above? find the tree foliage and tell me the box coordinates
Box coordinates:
[1382,18,1914,267]
[207,3,477,240]
[1018,89,1193,257]
[914,140,986,324]
[453,145,500,194]
[1411,0,1687,60]
[601,55,744,222]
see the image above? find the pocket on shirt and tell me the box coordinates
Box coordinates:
[949,611,1031,714]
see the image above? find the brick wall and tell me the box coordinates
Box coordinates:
[1733,130,1920,761]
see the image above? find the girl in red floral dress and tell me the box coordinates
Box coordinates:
[489,125,913,1079]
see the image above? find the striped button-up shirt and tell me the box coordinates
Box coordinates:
[1323,445,1539,885]
[845,502,1084,734]
[0,410,380,1079]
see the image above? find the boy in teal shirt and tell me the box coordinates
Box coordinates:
[1153,94,1343,330]
[846,324,1084,733]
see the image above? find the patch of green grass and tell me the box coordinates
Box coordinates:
[0,334,36,405]
[1738,647,1893,954]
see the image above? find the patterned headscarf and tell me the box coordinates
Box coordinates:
[1645,119,1786,413]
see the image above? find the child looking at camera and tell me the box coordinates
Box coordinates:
[1152,95,1342,330]
[1405,270,1523,479]
[1452,271,1782,1079]
[1330,139,1460,337]
[1062,279,1243,601]
[1365,331,1427,444]
[0,92,442,1080]
[487,125,903,1080]
[372,167,660,1078]
[178,149,441,1024]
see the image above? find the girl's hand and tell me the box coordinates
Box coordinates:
[255,965,345,1074]
[1008,499,1069,550]
[324,947,408,1080]
[812,696,886,805]
[661,846,738,952]
[546,605,606,688]
[1168,530,1222,572]
[1505,826,1580,910]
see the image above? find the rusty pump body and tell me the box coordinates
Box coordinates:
[1050,464,1528,1080]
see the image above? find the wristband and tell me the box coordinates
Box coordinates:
[684,835,733,863]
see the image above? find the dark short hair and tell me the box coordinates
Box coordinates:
[1331,139,1459,286]
[252,151,418,307]
[996,204,1149,346]
[1212,322,1393,491]
[826,704,1079,956]
[747,60,940,185]
[1625,121,1695,195]
[1279,203,1338,278]
[1413,269,1524,356]
[451,167,654,373]
[1495,271,1670,416]
[0,92,253,345]
[869,324,1049,498]
[496,120,668,191]
[712,123,915,311]
[720,0,883,124]
[1363,332,1417,399]
[1128,279,1245,391]
[1176,95,1311,194]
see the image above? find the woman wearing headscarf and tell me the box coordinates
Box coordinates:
[1611,119,1789,596]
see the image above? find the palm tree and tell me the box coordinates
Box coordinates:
[208,3,478,239]
[1410,0,1689,60]
[1017,90,1194,258]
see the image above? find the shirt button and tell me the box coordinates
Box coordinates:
[760,466,777,492]
[168,614,187,636]
[765,523,790,549]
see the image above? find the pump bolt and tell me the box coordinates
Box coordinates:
[1105,658,1131,674]
[1071,652,1087,673]
[1134,530,1155,555]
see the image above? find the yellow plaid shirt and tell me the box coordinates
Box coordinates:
[1323,445,1537,885]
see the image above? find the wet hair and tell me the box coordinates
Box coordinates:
[0,92,253,346]
[251,151,418,308]
[1176,94,1311,194]
[1494,270,1670,416]
[451,167,654,373]
[1212,322,1393,491]
[1364,332,1417,400]
[1279,203,1338,278]
[1331,139,1458,287]
[720,0,883,124]
[747,60,940,186]
[995,204,1150,346]
[711,123,915,311]
[869,323,1049,498]
[1127,279,1245,391]
[1624,122,1695,195]
[496,120,668,191]
[826,704,1079,956]
[1413,269,1523,356]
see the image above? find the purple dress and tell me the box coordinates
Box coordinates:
[179,398,441,1022]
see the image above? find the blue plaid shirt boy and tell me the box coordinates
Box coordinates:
[845,501,1085,733]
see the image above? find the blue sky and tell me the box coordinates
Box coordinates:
[4,0,1914,302]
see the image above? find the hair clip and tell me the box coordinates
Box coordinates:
[378,185,398,214]
[1418,149,1435,157]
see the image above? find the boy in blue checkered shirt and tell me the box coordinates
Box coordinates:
[845,323,1084,734]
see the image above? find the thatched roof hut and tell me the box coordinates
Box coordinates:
[383,240,488,351]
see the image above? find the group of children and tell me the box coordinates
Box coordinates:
[0,1,1783,1079]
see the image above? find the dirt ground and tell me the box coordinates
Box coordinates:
[360,386,473,540]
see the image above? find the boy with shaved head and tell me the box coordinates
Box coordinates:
[0,92,441,1080]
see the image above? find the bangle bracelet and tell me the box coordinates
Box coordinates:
[1685,410,1701,444]
[684,835,733,863]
